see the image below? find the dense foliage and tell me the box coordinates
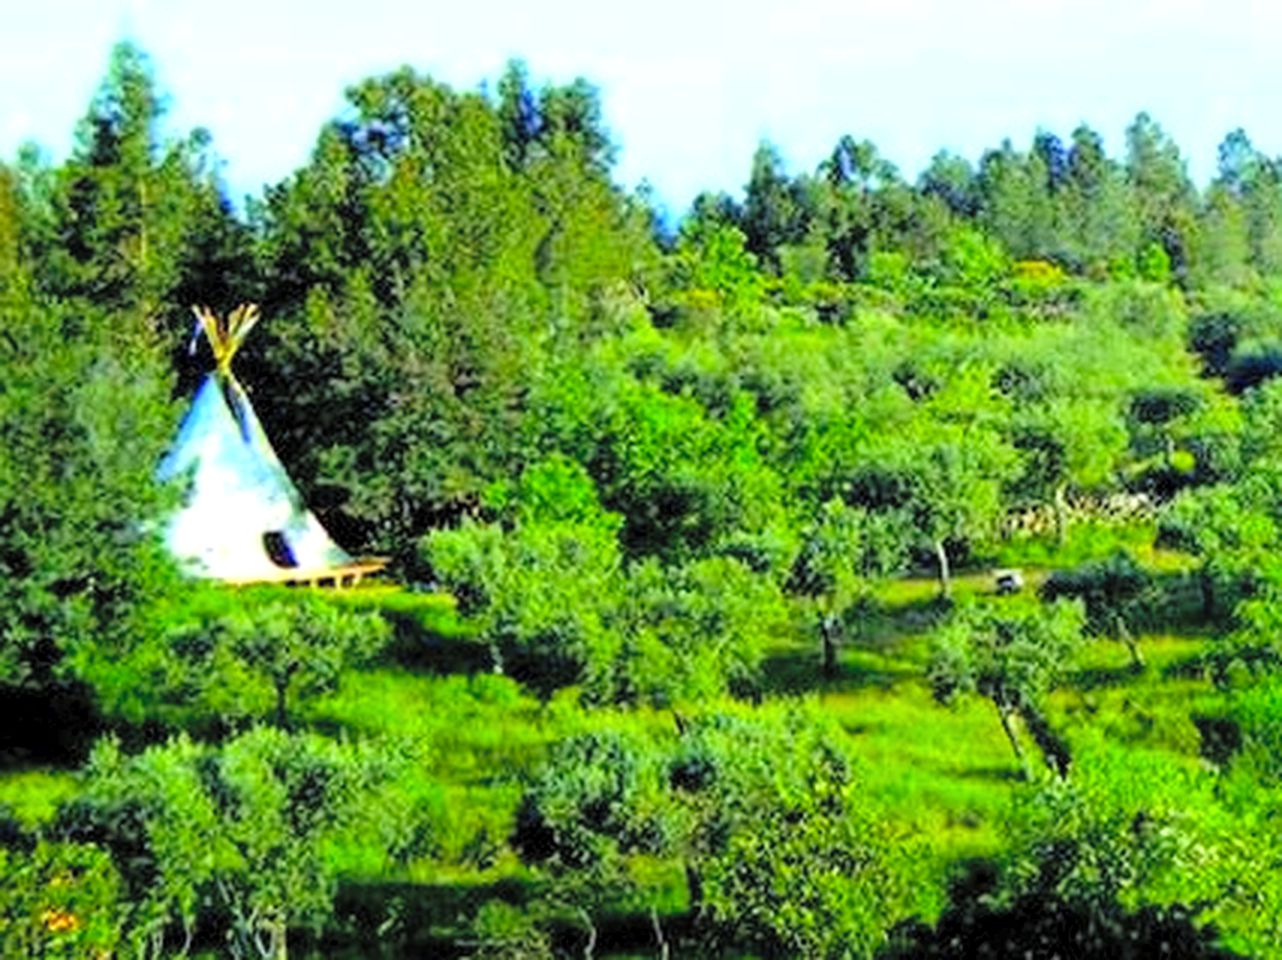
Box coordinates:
[9,38,1282,958]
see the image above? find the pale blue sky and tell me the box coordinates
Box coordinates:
[3,0,1279,217]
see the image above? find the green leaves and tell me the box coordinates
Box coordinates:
[428,456,784,704]
[0,272,175,700]
[620,555,787,702]
[1041,551,1157,656]
[425,458,624,697]
[1007,738,1243,919]
[509,705,916,960]
[0,842,125,959]
[94,585,391,731]
[513,729,671,872]
[930,599,1085,774]
[931,599,1084,711]
[248,65,658,553]
[676,708,918,959]
[57,727,392,957]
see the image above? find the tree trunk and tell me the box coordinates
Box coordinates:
[1117,615,1144,670]
[274,662,300,729]
[270,918,287,960]
[1200,565,1216,622]
[685,864,703,916]
[934,539,952,600]
[578,907,597,960]
[218,878,251,959]
[651,906,670,960]
[995,703,1026,775]
[275,681,290,730]
[820,611,839,679]
[1021,704,1072,778]
[1053,484,1069,545]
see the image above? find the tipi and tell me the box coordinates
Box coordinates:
[159,304,382,586]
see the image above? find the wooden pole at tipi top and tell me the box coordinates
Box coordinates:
[193,303,260,379]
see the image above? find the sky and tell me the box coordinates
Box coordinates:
[3,0,1280,218]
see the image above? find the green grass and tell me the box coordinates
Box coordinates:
[762,568,1226,884]
[829,681,1019,861]
[298,577,1233,953]
[0,536,1239,955]
[302,668,679,781]
[876,568,1020,607]
[0,768,80,828]
[1054,633,1218,758]
[988,519,1166,569]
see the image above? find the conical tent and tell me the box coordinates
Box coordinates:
[158,305,372,584]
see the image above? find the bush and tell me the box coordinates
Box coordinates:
[1226,342,1282,394]
[92,584,390,731]
[616,556,788,704]
[678,707,918,959]
[54,728,395,957]
[1040,551,1156,665]
[507,705,920,959]
[0,841,125,959]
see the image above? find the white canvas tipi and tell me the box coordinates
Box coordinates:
[158,304,362,584]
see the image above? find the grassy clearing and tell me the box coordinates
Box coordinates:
[0,546,1232,955]
[267,580,1229,956]
[829,680,1018,863]
[764,566,1223,885]
[0,768,79,828]
[1055,633,1218,758]
[987,519,1174,569]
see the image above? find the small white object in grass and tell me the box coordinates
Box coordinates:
[994,569,1025,595]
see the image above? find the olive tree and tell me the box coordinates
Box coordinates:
[56,728,391,959]
[508,706,918,960]
[101,586,390,731]
[788,499,904,678]
[510,728,674,955]
[930,599,1085,776]
[673,708,916,959]
[1040,552,1155,669]
[424,458,626,698]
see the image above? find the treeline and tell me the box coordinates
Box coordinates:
[7,39,1282,958]
[697,117,1282,290]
